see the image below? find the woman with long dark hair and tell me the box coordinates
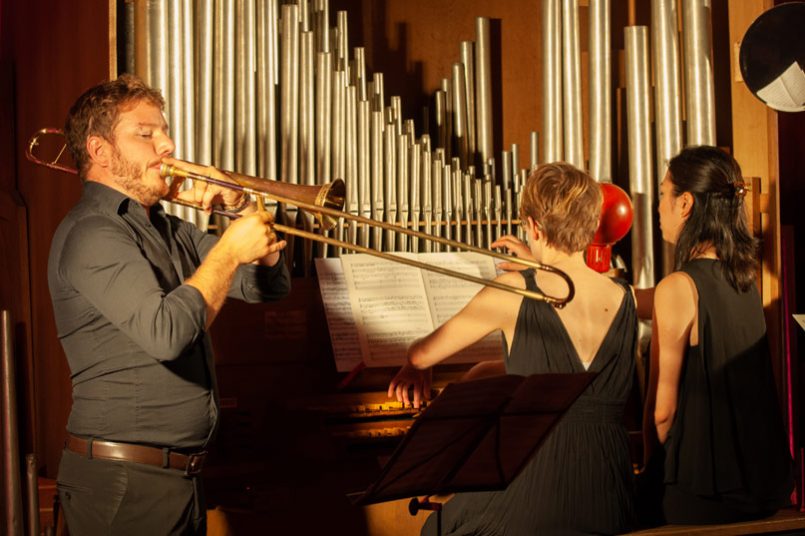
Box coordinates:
[643,145,793,524]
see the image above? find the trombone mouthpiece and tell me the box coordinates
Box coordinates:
[160,162,191,179]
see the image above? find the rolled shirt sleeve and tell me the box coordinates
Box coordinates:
[174,215,292,303]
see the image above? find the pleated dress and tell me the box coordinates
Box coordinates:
[422,270,637,536]
[660,259,793,523]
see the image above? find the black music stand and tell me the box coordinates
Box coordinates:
[351,372,596,520]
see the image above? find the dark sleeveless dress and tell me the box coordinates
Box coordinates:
[422,270,637,536]
[660,259,793,523]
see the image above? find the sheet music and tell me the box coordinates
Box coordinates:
[340,253,435,367]
[419,252,504,363]
[319,252,505,368]
[314,258,363,372]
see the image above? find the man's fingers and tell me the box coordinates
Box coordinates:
[255,210,273,224]
[201,188,217,210]
[192,181,207,205]
[267,240,287,254]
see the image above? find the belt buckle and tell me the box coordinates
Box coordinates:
[184,451,207,476]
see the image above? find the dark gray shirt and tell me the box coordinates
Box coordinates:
[48,181,290,449]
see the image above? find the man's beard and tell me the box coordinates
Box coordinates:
[110,146,164,206]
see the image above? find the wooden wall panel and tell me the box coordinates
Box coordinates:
[6,0,113,478]
[727,0,783,390]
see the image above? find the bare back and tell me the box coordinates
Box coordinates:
[539,266,628,368]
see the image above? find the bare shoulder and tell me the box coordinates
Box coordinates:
[495,270,527,288]
[655,271,697,318]
[475,270,527,308]
[588,269,629,301]
[656,271,696,298]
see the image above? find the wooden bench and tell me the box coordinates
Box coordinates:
[623,508,805,535]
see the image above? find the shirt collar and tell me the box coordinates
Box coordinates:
[81,180,166,222]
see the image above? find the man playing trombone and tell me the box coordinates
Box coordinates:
[48,74,289,535]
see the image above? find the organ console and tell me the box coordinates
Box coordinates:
[204,281,470,533]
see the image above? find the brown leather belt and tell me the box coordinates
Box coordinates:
[65,434,207,476]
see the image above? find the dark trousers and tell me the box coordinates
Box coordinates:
[57,448,206,536]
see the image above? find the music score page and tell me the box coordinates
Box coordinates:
[317,253,504,370]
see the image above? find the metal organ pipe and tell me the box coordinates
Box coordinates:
[314,0,330,55]
[588,0,611,182]
[561,0,584,169]
[336,10,349,72]
[197,0,214,168]
[358,98,372,248]
[421,139,433,252]
[367,109,382,250]
[161,0,186,220]
[474,17,493,171]
[682,0,716,146]
[331,69,346,186]
[213,0,235,173]
[409,141,422,252]
[460,42,477,163]
[510,144,519,184]
[530,132,539,170]
[181,0,195,164]
[397,131,410,251]
[168,0,184,220]
[432,154,443,251]
[542,0,563,163]
[345,84,359,247]
[353,47,367,101]
[384,124,398,251]
[453,62,470,169]
[316,51,333,185]
[149,0,169,116]
[652,0,683,175]
[235,0,257,177]
[625,26,656,292]
[652,0,684,275]
[124,1,135,74]
[300,30,317,272]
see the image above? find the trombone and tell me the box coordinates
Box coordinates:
[26,128,575,307]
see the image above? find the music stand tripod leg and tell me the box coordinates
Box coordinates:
[408,496,443,536]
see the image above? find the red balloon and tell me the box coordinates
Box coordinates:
[586,183,633,272]
[595,183,633,244]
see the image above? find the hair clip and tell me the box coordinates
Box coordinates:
[733,180,747,200]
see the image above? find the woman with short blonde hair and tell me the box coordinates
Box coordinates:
[390,162,637,535]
